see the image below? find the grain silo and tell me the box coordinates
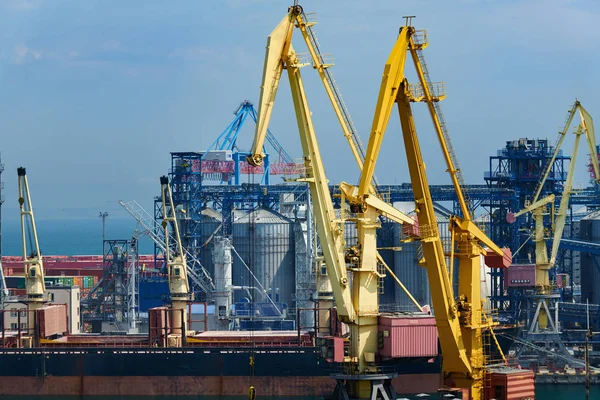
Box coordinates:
[232,208,296,307]
[200,208,223,279]
[392,210,451,312]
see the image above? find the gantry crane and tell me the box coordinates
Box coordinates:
[247,5,415,399]
[17,167,46,329]
[160,175,191,342]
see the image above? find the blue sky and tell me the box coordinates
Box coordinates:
[1,0,599,223]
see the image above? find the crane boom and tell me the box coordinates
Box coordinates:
[511,195,555,220]
[364,25,513,399]
[17,167,46,300]
[550,105,600,265]
[160,176,191,339]
[248,10,355,321]
[247,8,416,399]
[17,167,47,331]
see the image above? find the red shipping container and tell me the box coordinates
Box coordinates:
[505,264,536,288]
[37,304,68,337]
[485,368,535,400]
[555,273,569,288]
[485,247,512,269]
[402,217,420,238]
[378,315,438,359]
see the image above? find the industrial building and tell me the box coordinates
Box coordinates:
[2,285,81,334]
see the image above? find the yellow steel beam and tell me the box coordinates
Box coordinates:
[533,100,579,203]
[338,182,414,226]
[512,195,555,219]
[247,12,355,322]
[293,9,365,177]
[579,104,600,183]
[18,168,46,297]
[395,82,472,377]
[248,12,295,166]
[358,28,410,198]
[550,126,583,266]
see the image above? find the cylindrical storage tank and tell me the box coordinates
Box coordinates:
[212,236,233,326]
[200,208,223,280]
[393,224,427,311]
[232,208,296,307]
[378,221,397,307]
[580,215,600,305]
[392,211,451,312]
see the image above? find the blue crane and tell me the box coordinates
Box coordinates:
[202,101,299,185]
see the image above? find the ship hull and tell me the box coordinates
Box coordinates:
[0,347,441,397]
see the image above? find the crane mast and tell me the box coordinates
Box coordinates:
[17,167,46,329]
[160,175,191,341]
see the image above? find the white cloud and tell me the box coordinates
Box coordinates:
[12,44,43,64]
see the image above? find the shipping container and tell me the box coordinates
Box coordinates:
[505,264,536,288]
[485,367,535,400]
[37,304,68,337]
[555,273,569,288]
[378,314,438,359]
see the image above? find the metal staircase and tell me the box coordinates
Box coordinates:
[119,200,215,298]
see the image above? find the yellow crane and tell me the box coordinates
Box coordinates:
[249,6,517,399]
[362,23,513,399]
[247,4,376,188]
[17,167,46,330]
[510,101,599,287]
[509,101,600,334]
[160,175,191,344]
[545,102,600,267]
[247,5,415,399]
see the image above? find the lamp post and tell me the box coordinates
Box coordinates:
[99,212,108,252]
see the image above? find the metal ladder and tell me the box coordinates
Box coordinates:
[413,45,471,209]
[300,11,379,188]
[119,200,215,297]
